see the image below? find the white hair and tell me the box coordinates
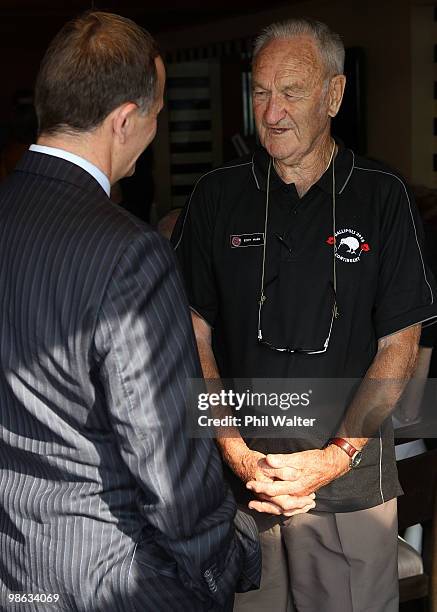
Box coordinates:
[253,18,345,76]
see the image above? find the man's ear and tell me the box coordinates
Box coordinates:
[111,102,138,144]
[327,75,346,118]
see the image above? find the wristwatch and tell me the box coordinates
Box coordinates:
[328,438,363,469]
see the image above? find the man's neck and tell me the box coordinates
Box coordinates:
[273,135,335,197]
[37,133,112,184]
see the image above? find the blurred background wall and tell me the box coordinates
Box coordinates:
[0,0,435,220]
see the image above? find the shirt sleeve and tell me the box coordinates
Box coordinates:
[171,177,218,328]
[373,177,437,339]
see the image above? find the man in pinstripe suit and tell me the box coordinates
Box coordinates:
[0,12,260,611]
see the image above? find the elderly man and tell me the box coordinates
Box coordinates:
[172,17,437,612]
[0,11,261,611]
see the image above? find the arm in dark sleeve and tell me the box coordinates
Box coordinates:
[420,321,437,347]
[373,178,437,339]
[420,223,437,347]
[171,177,218,327]
[93,229,260,604]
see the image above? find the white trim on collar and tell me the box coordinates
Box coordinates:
[29,144,111,197]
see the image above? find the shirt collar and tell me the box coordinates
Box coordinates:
[29,144,111,197]
[251,142,355,195]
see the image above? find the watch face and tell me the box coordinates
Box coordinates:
[351,451,363,469]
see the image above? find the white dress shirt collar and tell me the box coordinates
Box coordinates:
[29,144,111,197]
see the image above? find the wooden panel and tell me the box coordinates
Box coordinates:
[170,131,212,143]
[155,60,222,212]
[411,4,437,187]
[169,109,211,121]
[399,575,429,603]
[171,152,212,163]
[397,449,437,530]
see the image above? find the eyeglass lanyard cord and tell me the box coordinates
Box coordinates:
[331,145,339,318]
[257,141,338,342]
[257,159,270,339]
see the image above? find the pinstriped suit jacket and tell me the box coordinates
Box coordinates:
[0,152,260,611]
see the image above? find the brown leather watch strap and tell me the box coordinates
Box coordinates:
[328,437,358,458]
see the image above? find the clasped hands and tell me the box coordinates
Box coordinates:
[240,446,350,516]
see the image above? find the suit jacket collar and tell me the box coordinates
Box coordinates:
[15,150,109,199]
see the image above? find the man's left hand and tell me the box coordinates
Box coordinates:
[246,446,351,498]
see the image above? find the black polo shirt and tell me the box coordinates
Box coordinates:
[172,145,437,512]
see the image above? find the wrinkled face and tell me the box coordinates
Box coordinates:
[125,56,165,177]
[252,36,333,165]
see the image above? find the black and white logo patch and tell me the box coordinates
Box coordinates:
[326,228,371,263]
[230,233,265,248]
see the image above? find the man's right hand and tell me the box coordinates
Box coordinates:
[190,312,315,518]
[234,448,316,517]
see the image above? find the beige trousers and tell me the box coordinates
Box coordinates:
[234,499,399,612]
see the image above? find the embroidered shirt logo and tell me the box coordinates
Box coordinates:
[326,228,370,263]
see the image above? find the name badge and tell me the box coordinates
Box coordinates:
[230,233,264,248]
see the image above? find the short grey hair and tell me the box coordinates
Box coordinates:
[253,18,345,76]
